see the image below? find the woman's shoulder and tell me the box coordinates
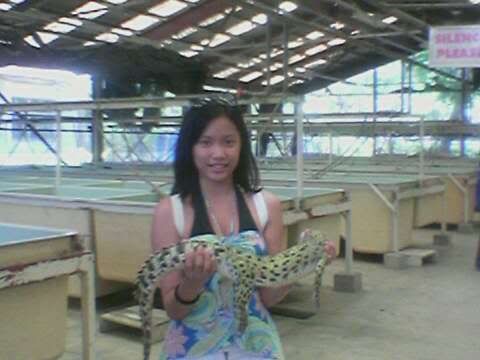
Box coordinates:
[244,189,281,219]
[254,189,281,208]
[152,194,192,248]
[154,195,173,216]
[154,194,192,212]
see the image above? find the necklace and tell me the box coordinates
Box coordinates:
[203,188,237,237]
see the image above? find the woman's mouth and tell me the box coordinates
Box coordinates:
[209,163,228,171]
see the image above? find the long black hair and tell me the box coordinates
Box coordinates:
[172,98,260,198]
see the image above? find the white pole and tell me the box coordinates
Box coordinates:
[295,97,304,210]
[464,188,470,223]
[441,182,447,233]
[55,110,62,190]
[345,192,353,274]
[392,192,399,252]
[328,132,333,165]
[419,115,425,182]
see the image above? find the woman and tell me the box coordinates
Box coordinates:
[151,98,290,359]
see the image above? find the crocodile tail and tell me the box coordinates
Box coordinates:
[136,241,215,360]
[136,244,188,360]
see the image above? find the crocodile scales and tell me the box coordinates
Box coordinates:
[135,230,333,360]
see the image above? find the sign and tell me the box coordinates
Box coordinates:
[429,25,480,68]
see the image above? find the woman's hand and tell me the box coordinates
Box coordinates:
[176,247,217,301]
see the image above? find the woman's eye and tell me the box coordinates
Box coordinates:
[199,139,211,146]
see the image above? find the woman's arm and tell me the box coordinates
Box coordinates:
[151,198,216,320]
[257,191,291,308]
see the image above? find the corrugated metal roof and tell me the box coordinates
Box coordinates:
[1,0,479,94]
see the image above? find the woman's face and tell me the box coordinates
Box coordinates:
[193,115,241,184]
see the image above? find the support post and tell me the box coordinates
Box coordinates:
[419,116,425,181]
[400,60,406,113]
[55,111,62,190]
[460,68,470,157]
[265,15,272,93]
[441,182,447,233]
[334,193,362,292]
[344,195,353,274]
[80,254,97,360]
[372,68,378,156]
[448,174,472,227]
[434,182,451,246]
[92,78,104,166]
[328,132,333,165]
[295,98,304,211]
[282,20,289,93]
[369,185,408,269]
[92,110,104,166]
[408,62,413,114]
[392,191,400,253]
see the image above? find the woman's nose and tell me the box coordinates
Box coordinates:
[211,143,226,157]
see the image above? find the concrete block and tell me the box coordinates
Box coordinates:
[458,223,475,234]
[401,248,438,267]
[383,252,408,269]
[433,233,451,246]
[473,212,480,223]
[406,255,422,267]
[334,271,362,292]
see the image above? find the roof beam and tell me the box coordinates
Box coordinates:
[145,0,231,42]
[83,1,275,81]
[384,3,480,10]
[359,0,429,30]
[0,7,165,50]
[235,0,466,85]
[315,0,427,48]
[0,6,242,79]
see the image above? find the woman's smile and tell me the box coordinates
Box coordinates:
[209,163,228,169]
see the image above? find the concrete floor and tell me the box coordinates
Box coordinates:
[60,228,480,360]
